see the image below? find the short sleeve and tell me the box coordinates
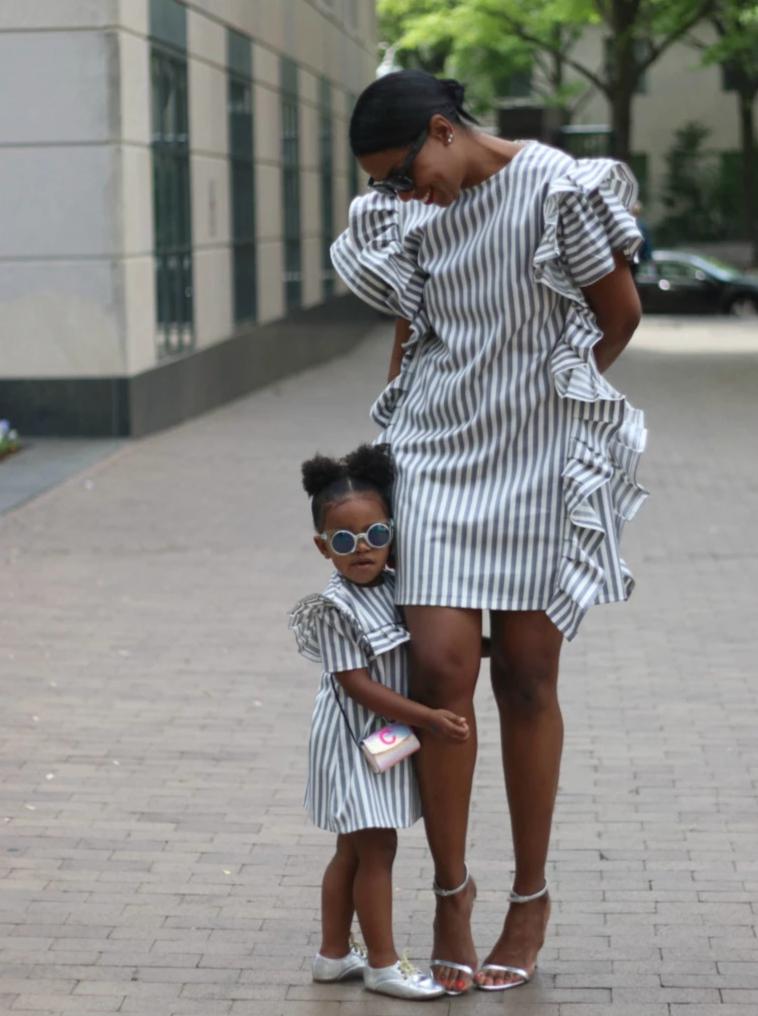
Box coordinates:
[330,191,428,320]
[534,159,642,302]
[313,611,368,673]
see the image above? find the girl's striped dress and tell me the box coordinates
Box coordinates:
[331,141,648,640]
[290,570,421,833]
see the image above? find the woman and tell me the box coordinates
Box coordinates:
[330,70,647,995]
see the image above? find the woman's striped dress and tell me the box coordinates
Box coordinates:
[290,570,421,833]
[331,141,648,640]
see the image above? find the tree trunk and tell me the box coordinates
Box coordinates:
[611,86,634,163]
[608,0,638,163]
[738,88,757,266]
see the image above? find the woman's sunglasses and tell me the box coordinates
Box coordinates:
[368,128,428,196]
[319,521,394,556]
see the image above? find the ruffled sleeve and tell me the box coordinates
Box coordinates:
[534,159,642,301]
[531,157,649,642]
[330,191,428,320]
[289,595,369,672]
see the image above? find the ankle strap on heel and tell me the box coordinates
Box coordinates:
[509,882,548,904]
[433,863,470,897]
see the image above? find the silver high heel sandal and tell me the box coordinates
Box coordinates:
[430,863,476,996]
[475,882,549,991]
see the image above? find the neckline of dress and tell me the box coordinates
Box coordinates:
[458,139,538,198]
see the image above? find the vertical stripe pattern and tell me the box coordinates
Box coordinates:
[330,142,649,641]
[290,572,421,833]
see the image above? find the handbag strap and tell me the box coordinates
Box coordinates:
[330,675,362,748]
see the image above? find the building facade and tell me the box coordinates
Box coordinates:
[0,0,377,436]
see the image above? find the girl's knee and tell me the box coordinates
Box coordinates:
[351,827,398,863]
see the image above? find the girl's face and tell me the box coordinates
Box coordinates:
[315,492,392,586]
[359,114,465,209]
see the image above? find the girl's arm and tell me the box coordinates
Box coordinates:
[581,251,642,373]
[388,319,411,382]
[334,667,468,741]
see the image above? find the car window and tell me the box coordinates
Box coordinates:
[657,261,703,282]
[635,262,658,283]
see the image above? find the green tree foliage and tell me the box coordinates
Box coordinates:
[378,0,714,161]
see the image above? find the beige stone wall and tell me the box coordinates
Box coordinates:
[0,0,375,379]
[535,25,745,222]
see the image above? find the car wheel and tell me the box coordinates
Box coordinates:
[728,294,758,318]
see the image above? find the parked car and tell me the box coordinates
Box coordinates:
[635,250,758,316]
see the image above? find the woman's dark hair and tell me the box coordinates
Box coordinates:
[350,70,479,157]
[302,444,394,530]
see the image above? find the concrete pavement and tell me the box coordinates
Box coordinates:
[1,318,757,1015]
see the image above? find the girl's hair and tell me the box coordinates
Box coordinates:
[302,444,394,530]
[350,70,479,157]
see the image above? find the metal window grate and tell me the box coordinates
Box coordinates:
[348,92,359,199]
[150,44,194,357]
[228,31,257,324]
[320,77,335,298]
[281,58,302,311]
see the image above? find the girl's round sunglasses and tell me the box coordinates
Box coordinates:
[320,521,394,556]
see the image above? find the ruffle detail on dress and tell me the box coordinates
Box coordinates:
[330,191,434,431]
[535,159,648,640]
[330,191,429,320]
[289,588,410,663]
[369,309,430,429]
[534,158,642,301]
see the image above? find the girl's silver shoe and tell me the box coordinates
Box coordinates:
[312,942,367,982]
[364,955,445,999]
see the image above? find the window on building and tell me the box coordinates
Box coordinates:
[150,0,193,356]
[628,152,649,205]
[228,30,257,323]
[348,92,359,199]
[721,63,740,92]
[281,58,302,311]
[320,78,336,298]
[604,38,651,94]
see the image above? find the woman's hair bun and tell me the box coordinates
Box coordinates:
[344,443,394,490]
[442,78,466,109]
[301,454,346,498]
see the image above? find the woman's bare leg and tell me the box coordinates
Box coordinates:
[475,610,563,988]
[319,834,359,958]
[404,605,482,991]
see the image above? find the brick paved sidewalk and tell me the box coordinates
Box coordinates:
[1,322,757,1015]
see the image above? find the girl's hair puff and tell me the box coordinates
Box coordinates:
[301,444,394,530]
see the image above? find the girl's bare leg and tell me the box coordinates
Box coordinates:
[404,606,482,991]
[475,610,563,988]
[350,828,399,968]
[319,833,359,958]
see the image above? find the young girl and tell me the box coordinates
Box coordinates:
[289,443,469,1000]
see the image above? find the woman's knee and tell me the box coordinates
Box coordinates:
[405,609,481,708]
[490,649,559,718]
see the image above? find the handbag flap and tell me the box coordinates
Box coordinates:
[362,724,415,756]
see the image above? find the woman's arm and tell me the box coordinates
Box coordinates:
[334,667,468,740]
[388,318,412,382]
[581,251,642,373]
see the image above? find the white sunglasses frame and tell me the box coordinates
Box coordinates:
[318,520,394,556]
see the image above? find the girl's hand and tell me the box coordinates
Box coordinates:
[425,709,469,742]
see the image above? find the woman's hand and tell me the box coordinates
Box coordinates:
[425,709,470,742]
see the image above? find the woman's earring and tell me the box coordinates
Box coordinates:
[447,133,454,145]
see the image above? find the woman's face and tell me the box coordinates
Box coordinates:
[359,115,464,208]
